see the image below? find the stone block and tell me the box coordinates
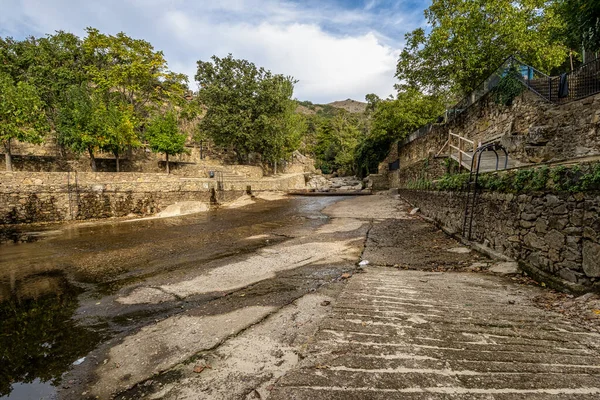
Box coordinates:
[521,212,538,221]
[547,216,568,231]
[558,268,579,283]
[545,230,565,249]
[584,226,598,241]
[524,232,548,251]
[582,241,600,277]
[553,204,568,215]
[535,219,548,233]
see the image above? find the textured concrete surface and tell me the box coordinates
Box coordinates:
[271,267,600,399]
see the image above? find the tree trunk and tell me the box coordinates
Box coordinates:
[88,147,97,172]
[4,139,12,172]
[166,153,170,174]
[274,160,277,174]
[115,151,120,173]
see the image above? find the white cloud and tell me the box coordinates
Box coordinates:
[1,0,413,103]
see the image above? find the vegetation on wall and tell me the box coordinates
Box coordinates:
[405,163,600,194]
[493,66,526,106]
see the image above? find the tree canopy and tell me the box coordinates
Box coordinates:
[145,111,187,174]
[396,0,567,97]
[557,0,600,55]
[0,73,47,171]
[355,89,445,177]
[196,54,300,166]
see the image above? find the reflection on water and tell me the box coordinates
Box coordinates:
[0,196,344,398]
[0,272,102,398]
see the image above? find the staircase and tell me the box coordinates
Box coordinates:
[444,131,524,172]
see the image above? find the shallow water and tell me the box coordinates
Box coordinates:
[0,196,341,399]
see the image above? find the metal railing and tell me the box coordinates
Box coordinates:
[550,57,600,103]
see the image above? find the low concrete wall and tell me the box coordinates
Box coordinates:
[0,172,306,224]
[399,189,600,292]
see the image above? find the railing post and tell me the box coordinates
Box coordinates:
[449,130,452,161]
[458,136,463,170]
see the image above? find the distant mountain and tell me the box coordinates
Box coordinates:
[327,99,367,113]
[296,98,367,116]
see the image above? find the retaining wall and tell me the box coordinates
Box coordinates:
[0,172,306,224]
[399,189,600,293]
[382,91,600,187]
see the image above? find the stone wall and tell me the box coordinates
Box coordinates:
[382,91,600,187]
[399,189,600,293]
[0,172,306,224]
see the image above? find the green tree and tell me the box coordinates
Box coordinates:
[195,54,300,166]
[0,32,86,128]
[145,111,187,174]
[314,111,362,174]
[82,28,188,119]
[57,85,136,172]
[99,102,139,172]
[396,0,567,96]
[556,0,600,55]
[355,89,445,177]
[0,73,47,171]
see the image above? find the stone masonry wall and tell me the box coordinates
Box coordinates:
[382,91,600,187]
[0,172,306,224]
[399,189,600,292]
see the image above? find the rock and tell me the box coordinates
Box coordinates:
[583,241,600,277]
[358,260,369,266]
[544,230,565,249]
[447,247,470,254]
[489,262,519,275]
[576,292,597,302]
[320,300,331,306]
[410,208,420,215]
[341,273,352,279]
[522,212,538,221]
[524,232,548,251]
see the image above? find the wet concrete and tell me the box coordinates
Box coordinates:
[0,196,348,399]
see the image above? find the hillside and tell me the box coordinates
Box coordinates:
[327,99,367,113]
[296,99,367,116]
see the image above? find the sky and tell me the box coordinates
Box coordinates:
[0,0,429,103]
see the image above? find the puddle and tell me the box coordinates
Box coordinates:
[0,272,102,399]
